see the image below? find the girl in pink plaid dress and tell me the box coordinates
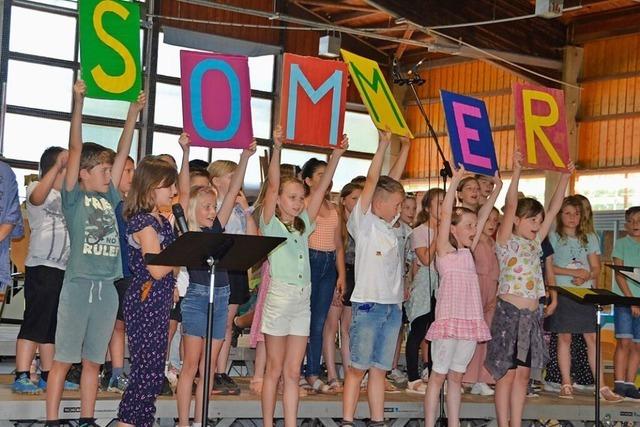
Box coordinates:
[423,166,502,427]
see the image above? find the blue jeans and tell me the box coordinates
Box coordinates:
[350,302,402,371]
[304,249,337,377]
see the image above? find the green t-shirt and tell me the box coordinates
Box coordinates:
[612,235,640,298]
[61,182,122,282]
[260,210,315,286]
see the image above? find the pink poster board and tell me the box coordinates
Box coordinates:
[180,50,253,149]
[513,82,569,172]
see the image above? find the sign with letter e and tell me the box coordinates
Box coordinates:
[279,53,347,148]
[180,50,253,149]
[441,90,497,177]
[513,82,569,172]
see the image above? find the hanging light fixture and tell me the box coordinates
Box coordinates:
[319,32,341,58]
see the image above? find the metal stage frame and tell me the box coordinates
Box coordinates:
[0,383,638,427]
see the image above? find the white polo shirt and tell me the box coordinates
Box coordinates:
[347,199,403,304]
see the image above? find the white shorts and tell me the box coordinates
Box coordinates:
[431,339,477,374]
[261,279,311,336]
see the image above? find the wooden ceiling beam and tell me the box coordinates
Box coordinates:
[332,10,388,25]
[569,5,640,43]
[296,0,379,13]
[394,27,415,59]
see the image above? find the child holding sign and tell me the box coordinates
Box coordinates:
[486,150,573,427]
[260,126,347,427]
[45,80,143,427]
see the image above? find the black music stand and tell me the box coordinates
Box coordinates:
[147,231,285,426]
[552,283,640,427]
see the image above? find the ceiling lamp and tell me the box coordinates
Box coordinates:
[319,34,341,58]
[535,0,564,18]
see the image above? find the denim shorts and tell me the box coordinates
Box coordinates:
[181,284,230,340]
[614,305,640,342]
[349,302,401,371]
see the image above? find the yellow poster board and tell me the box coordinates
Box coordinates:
[340,49,413,138]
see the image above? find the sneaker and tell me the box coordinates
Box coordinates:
[613,382,627,396]
[387,369,408,385]
[13,373,42,394]
[107,374,129,394]
[621,383,640,401]
[219,373,240,395]
[36,377,80,391]
[212,373,230,395]
[470,382,494,396]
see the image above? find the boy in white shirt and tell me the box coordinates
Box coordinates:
[342,131,405,426]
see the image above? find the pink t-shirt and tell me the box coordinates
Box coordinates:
[411,224,435,268]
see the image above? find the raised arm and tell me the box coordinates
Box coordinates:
[236,191,258,236]
[262,126,283,225]
[30,151,68,206]
[496,150,523,245]
[436,165,464,256]
[218,141,257,227]
[539,161,575,240]
[307,135,348,221]
[333,210,346,296]
[177,132,191,211]
[388,136,411,181]
[112,92,146,187]
[471,172,503,251]
[358,130,391,214]
[65,80,85,191]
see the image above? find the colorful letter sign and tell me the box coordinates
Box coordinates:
[79,0,141,101]
[180,50,253,149]
[441,90,498,177]
[513,82,569,172]
[279,54,348,148]
[340,49,413,138]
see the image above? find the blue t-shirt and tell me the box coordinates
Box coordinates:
[612,236,640,297]
[187,217,229,288]
[0,161,23,285]
[549,231,600,289]
[115,201,131,279]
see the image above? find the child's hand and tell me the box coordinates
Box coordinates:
[130,91,147,114]
[236,190,250,209]
[491,170,503,187]
[378,129,392,146]
[572,277,585,286]
[273,125,283,149]
[399,135,411,146]
[574,268,591,281]
[565,160,576,175]
[513,149,523,171]
[544,297,558,317]
[73,80,86,101]
[56,150,69,170]
[632,305,640,317]
[451,163,466,181]
[178,132,190,151]
[241,140,257,159]
[333,134,349,157]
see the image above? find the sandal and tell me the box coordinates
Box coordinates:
[559,384,574,399]
[599,386,624,403]
[327,378,343,393]
[249,378,263,395]
[405,378,428,395]
[310,378,335,394]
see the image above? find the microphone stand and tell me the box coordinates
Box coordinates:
[393,59,450,427]
[393,58,452,190]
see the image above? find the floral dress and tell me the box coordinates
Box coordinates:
[118,212,175,427]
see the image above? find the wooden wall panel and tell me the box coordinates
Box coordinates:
[578,33,640,170]
[403,60,525,179]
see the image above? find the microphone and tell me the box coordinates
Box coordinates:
[172,203,189,235]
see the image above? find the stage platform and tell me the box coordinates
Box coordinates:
[0,376,638,426]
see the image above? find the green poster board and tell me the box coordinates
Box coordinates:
[79,0,141,101]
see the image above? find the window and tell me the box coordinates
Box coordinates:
[248,55,275,92]
[251,98,272,139]
[332,157,371,191]
[154,82,183,128]
[495,176,545,210]
[575,173,640,211]
[13,168,39,202]
[82,124,139,161]
[343,111,378,154]
[151,132,208,162]
[6,60,73,112]
[281,148,323,168]
[3,114,70,162]
[9,6,76,60]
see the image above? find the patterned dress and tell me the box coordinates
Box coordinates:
[118,213,175,427]
[426,248,491,342]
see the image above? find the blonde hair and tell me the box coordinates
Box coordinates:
[123,156,177,219]
[339,182,362,251]
[208,160,237,180]
[186,185,218,232]
[275,176,306,234]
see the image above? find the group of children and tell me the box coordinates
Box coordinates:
[4,78,640,427]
